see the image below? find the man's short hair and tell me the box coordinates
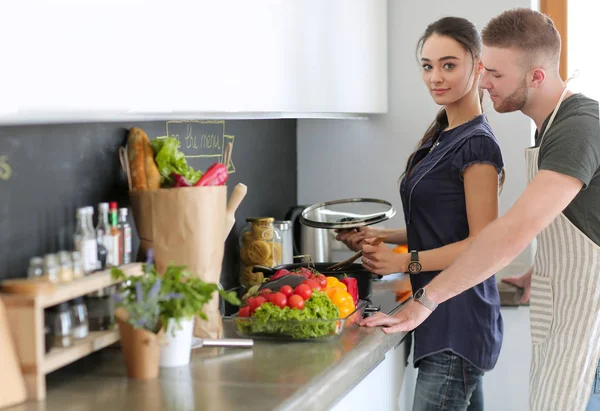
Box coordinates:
[482,8,561,66]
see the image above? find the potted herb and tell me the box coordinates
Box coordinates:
[111,268,177,380]
[156,263,240,367]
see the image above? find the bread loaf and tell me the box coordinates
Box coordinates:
[127,128,160,191]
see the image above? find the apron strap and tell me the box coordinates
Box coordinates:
[539,72,578,144]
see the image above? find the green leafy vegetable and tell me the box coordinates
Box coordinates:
[236,292,340,339]
[150,137,203,186]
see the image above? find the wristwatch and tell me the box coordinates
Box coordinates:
[407,250,422,274]
[414,288,438,311]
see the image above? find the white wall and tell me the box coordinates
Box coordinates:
[297,0,535,268]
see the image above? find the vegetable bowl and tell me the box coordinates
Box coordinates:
[233,299,366,341]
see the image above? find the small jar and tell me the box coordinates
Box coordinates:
[239,217,282,288]
[27,257,44,279]
[70,297,89,339]
[43,254,60,283]
[48,302,73,348]
[71,251,84,279]
[57,251,74,283]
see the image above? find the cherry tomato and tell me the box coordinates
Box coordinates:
[302,279,321,291]
[259,288,272,295]
[280,285,293,297]
[248,296,267,312]
[270,292,288,309]
[294,283,313,300]
[314,274,327,289]
[287,294,305,310]
[238,306,251,317]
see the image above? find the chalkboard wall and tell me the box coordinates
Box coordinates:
[0,119,297,290]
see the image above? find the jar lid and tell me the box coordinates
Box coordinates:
[273,220,291,230]
[300,198,396,229]
[246,217,275,224]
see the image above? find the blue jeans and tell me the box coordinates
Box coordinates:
[586,359,600,410]
[413,351,484,411]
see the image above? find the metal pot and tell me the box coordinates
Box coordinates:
[252,262,373,300]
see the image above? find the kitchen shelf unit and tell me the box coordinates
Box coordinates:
[0,263,143,401]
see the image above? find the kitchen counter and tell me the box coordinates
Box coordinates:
[4,277,411,411]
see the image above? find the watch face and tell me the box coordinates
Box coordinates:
[414,288,424,299]
[408,261,422,273]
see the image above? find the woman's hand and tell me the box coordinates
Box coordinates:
[361,238,407,275]
[335,227,376,252]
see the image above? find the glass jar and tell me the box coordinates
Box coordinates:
[273,220,293,264]
[43,254,60,283]
[27,257,44,279]
[86,286,115,331]
[57,251,74,283]
[70,297,89,339]
[239,217,282,288]
[48,302,73,348]
[71,251,84,279]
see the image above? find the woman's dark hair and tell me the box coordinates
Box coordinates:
[403,17,504,190]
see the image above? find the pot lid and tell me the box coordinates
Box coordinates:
[299,198,396,229]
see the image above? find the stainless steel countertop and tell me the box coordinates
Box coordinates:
[6,278,410,411]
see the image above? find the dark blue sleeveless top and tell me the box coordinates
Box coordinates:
[399,115,504,371]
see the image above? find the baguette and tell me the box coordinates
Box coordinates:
[127,127,160,191]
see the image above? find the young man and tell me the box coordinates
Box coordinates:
[360,8,600,411]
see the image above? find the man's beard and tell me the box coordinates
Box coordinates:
[494,77,528,113]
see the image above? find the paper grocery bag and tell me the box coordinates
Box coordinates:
[129,186,227,339]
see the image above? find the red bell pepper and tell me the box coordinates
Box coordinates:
[171,172,191,188]
[340,277,359,305]
[194,163,229,186]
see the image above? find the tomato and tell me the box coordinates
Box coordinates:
[294,283,313,300]
[259,288,272,295]
[314,273,327,289]
[287,294,305,310]
[280,285,293,297]
[248,296,267,312]
[270,292,288,309]
[297,267,313,278]
[238,306,251,317]
[302,279,321,291]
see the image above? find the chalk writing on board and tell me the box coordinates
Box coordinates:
[159,120,236,174]
[0,156,11,181]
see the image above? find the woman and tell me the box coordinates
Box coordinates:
[337,17,504,411]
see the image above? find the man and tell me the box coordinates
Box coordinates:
[360,8,600,411]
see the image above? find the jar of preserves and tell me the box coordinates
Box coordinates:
[239,217,282,288]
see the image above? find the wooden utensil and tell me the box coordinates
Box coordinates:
[326,237,386,272]
[223,183,248,241]
[0,298,27,408]
[222,142,233,170]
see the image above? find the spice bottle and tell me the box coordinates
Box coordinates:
[117,208,132,265]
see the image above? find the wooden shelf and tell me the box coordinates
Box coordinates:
[1,263,143,308]
[43,330,120,374]
[0,263,142,401]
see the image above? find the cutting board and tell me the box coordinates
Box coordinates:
[0,298,27,408]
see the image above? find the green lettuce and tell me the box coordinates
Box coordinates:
[150,137,203,186]
[236,292,341,339]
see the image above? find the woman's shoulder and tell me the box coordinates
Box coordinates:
[457,115,499,145]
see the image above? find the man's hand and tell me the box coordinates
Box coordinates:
[359,298,433,334]
[501,267,532,304]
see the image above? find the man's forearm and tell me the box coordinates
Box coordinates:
[425,213,535,304]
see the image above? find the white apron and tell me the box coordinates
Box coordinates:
[526,88,600,411]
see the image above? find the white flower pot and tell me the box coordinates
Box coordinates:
[160,317,194,368]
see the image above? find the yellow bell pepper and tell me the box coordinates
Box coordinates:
[324,287,355,318]
[325,276,347,292]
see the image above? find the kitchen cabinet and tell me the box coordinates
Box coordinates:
[330,338,409,411]
[0,0,387,125]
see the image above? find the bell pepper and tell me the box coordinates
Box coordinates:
[325,276,347,292]
[325,288,355,318]
[340,277,358,305]
[194,162,229,186]
[171,172,191,188]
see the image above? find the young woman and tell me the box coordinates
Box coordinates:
[337,17,504,411]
